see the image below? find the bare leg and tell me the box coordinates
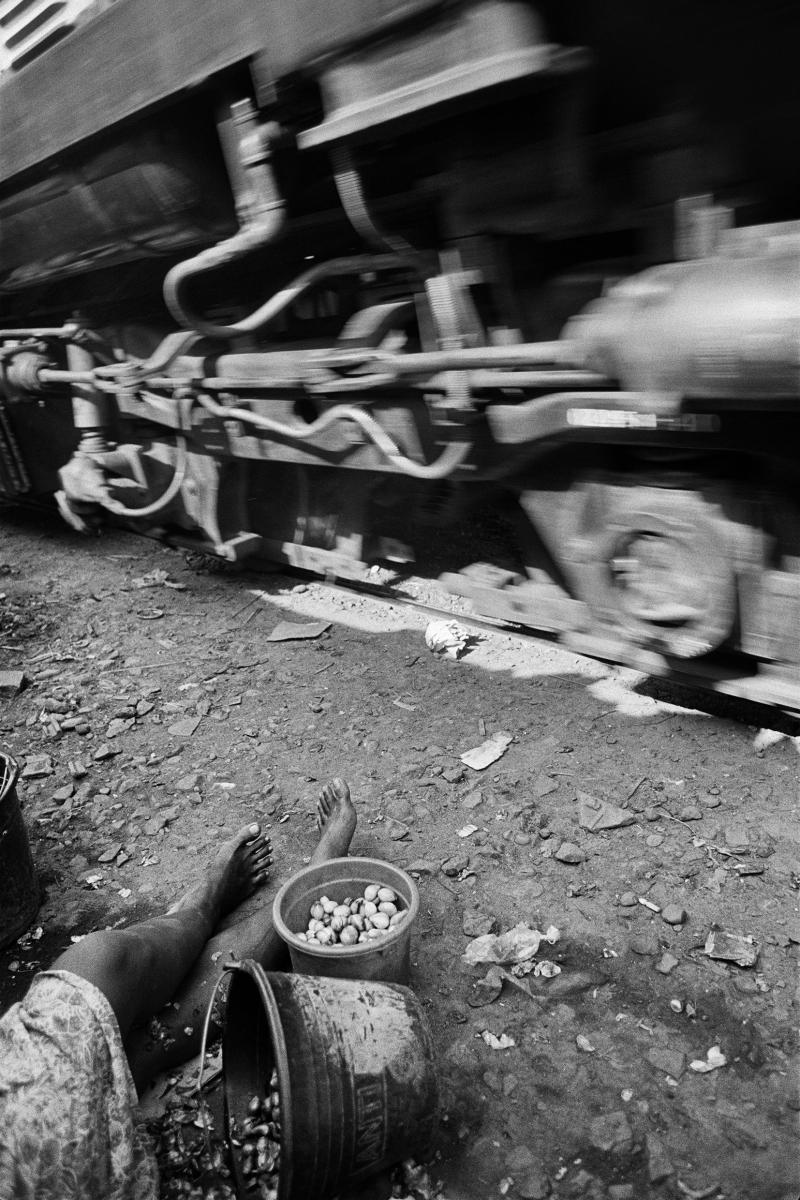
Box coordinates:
[126,778,357,1091]
[50,824,271,1040]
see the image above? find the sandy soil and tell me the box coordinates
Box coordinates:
[1,506,798,1200]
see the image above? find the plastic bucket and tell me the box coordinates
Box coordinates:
[222,962,439,1200]
[0,752,40,950]
[272,857,419,984]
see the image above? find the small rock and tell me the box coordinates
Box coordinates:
[724,823,749,852]
[406,859,437,875]
[588,1110,633,1155]
[655,952,680,975]
[0,670,26,696]
[97,843,124,864]
[629,933,660,956]
[442,765,465,784]
[619,892,637,907]
[679,805,703,821]
[106,718,135,738]
[52,783,75,803]
[462,910,497,937]
[514,832,532,846]
[176,772,201,792]
[700,792,721,808]
[442,856,469,877]
[562,1170,603,1200]
[144,816,167,836]
[386,796,413,822]
[645,1133,673,1183]
[661,905,687,925]
[462,792,483,810]
[505,1146,534,1172]
[21,754,54,779]
[554,842,586,864]
[517,1166,551,1199]
[645,834,664,848]
[534,776,559,798]
[386,819,410,841]
[135,699,155,717]
[168,716,201,737]
[646,1046,685,1078]
[608,1186,635,1200]
[93,744,121,762]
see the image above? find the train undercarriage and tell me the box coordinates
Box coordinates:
[1,0,798,713]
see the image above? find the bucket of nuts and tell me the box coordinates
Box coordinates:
[272,857,419,984]
[222,961,440,1200]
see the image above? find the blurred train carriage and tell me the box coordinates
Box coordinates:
[0,0,798,712]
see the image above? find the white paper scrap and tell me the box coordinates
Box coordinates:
[481,1031,516,1050]
[460,731,513,771]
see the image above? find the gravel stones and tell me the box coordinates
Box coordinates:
[21,753,53,778]
[645,1133,673,1182]
[646,1046,686,1078]
[629,932,660,956]
[554,842,586,864]
[661,904,687,925]
[588,1110,633,1155]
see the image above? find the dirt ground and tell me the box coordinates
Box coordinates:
[1,506,799,1200]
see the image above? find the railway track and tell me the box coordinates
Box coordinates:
[285,568,800,728]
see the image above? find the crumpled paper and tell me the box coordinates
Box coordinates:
[424,619,472,659]
[462,922,560,967]
[689,1045,727,1073]
[481,1030,515,1050]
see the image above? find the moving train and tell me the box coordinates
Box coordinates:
[1,0,798,712]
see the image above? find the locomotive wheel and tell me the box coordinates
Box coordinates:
[572,491,737,659]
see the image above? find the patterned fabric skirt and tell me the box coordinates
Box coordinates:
[0,969,159,1200]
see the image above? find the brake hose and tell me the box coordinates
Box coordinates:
[194,392,469,480]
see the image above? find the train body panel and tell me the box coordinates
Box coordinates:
[1,0,798,712]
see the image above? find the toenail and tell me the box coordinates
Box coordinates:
[249,823,260,834]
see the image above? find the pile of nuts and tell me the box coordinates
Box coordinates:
[232,1069,282,1199]
[297,883,406,946]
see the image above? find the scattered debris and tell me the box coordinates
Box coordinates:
[689,1045,727,1073]
[393,699,417,711]
[576,1034,596,1052]
[638,897,661,913]
[267,619,331,642]
[460,731,513,771]
[481,1030,515,1050]
[424,619,474,659]
[704,928,759,968]
[577,791,636,832]
[463,922,559,968]
[131,569,185,590]
[457,824,479,838]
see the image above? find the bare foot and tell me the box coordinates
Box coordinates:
[311,778,357,863]
[170,824,272,921]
